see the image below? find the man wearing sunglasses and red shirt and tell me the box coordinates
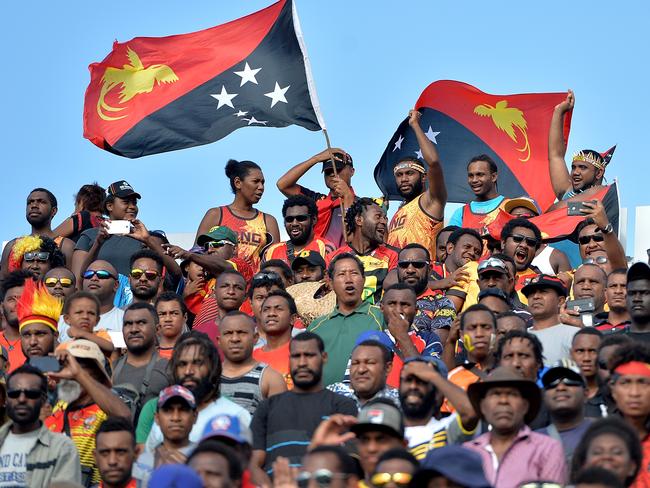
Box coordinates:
[499,218,543,298]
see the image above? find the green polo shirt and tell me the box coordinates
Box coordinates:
[308,301,385,386]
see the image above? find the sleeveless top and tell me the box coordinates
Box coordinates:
[387,194,443,259]
[532,244,555,275]
[220,363,267,416]
[218,206,269,272]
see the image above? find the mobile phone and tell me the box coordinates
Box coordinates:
[567,200,596,216]
[566,297,595,314]
[29,356,61,373]
[106,220,132,235]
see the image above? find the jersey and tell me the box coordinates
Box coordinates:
[326,244,399,304]
[221,363,267,416]
[263,237,335,264]
[387,194,443,259]
[218,206,270,272]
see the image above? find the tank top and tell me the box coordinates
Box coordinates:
[219,206,269,272]
[220,363,267,416]
[387,194,443,259]
[532,244,555,275]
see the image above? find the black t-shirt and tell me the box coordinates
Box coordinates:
[251,389,357,474]
[611,329,650,343]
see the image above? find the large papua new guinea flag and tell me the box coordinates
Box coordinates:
[374,81,571,211]
[83,0,324,158]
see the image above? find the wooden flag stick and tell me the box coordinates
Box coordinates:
[322,128,349,243]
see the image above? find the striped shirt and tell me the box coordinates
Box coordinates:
[221,363,267,416]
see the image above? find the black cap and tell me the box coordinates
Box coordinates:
[322,152,353,172]
[291,250,326,270]
[478,287,511,304]
[107,180,141,199]
[521,274,568,298]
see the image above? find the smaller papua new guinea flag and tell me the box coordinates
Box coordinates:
[374,81,571,211]
[83,0,324,158]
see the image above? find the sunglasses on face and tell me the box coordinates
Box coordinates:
[545,377,584,389]
[397,260,429,269]
[370,472,413,487]
[583,256,608,265]
[7,388,42,400]
[83,270,116,280]
[578,233,605,245]
[253,271,280,281]
[296,469,347,488]
[130,268,159,280]
[284,214,310,224]
[509,234,539,247]
[23,251,50,262]
[204,240,235,250]
[44,277,73,288]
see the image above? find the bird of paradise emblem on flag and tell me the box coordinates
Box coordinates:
[474,100,530,162]
[97,47,179,121]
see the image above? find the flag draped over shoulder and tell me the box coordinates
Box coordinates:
[83,0,324,158]
[374,81,571,211]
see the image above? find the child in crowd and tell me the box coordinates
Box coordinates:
[62,291,114,357]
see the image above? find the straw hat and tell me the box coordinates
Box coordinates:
[287,281,336,326]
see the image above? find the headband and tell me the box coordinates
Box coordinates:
[572,151,606,171]
[393,161,426,175]
[613,361,650,378]
[19,315,58,333]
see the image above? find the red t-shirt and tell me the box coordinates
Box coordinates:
[253,341,293,389]
[0,332,26,373]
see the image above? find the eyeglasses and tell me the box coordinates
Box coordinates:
[478,257,507,272]
[296,469,348,488]
[7,388,43,400]
[130,268,160,280]
[284,214,310,224]
[508,234,539,247]
[370,472,413,487]
[205,240,235,249]
[397,260,429,269]
[23,251,50,262]
[83,270,117,280]
[545,377,584,389]
[578,233,605,245]
[583,256,608,265]
[44,277,73,288]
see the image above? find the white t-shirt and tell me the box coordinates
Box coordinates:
[0,430,40,487]
[529,324,578,366]
[58,306,125,341]
[145,396,251,451]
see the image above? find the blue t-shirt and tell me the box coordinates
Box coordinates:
[449,195,505,227]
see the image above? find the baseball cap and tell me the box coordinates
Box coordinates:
[403,355,448,378]
[322,151,353,172]
[157,385,196,410]
[354,330,396,353]
[107,180,141,200]
[58,339,109,382]
[542,358,586,389]
[149,464,203,488]
[291,250,326,271]
[628,262,650,284]
[503,197,541,216]
[478,287,511,304]
[197,226,238,247]
[477,257,508,276]
[521,274,568,298]
[351,400,404,439]
[411,445,491,488]
[200,414,253,445]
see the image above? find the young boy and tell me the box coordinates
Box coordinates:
[155,292,188,359]
[62,291,114,356]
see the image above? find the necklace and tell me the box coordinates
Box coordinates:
[4,337,20,351]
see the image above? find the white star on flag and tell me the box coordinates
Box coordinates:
[415,149,423,159]
[234,63,262,86]
[210,86,238,109]
[244,116,268,126]
[393,135,404,152]
[234,110,248,117]
[425,127,440,143]
[264,82,290,108]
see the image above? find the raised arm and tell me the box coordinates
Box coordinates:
[582,200,627,270]
[276,148,347,196]
[549,90,575,199]
[410,110,446,220]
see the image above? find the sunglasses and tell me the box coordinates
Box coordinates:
[370,472,413,487]
[284,214,310,224]
[7,388,43,400]
[296,469,347,488]
[583,256,608,265]
[130,268,160,280]
[545,377,584,389]
[83,270,116,280]
[478,257,507,272]
[509,234,539,247]
[44,277,73,288]
[578,233,605,245]
[205,240,235,250]
[23,251,50,262]
[253,271,280,281]
[397,260,429,269]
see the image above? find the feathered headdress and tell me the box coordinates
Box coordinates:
[16,279,63,332]
[8,235,43,272]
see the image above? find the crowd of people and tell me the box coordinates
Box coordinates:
[0,93,648,488]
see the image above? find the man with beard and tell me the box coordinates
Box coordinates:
[617,262,650,342]
[396,244,456,343]
[143,331,250,451]
[0,271,32,372]
[290,250,326,284]
[46,340,131,486]
[327,198,398,304]
[596,268,631,332]
[387,110,447,259]
[94,416,138,488]
[250,332,357,484]
[128,249,164,305]
[0,364,80,486]
[44,267,76,300]
[264,195,335,263]
[112,302,170,419]
[0,188,75,281]
[220,311,287,415]
[575,203,627,275]
[399,356,478,460]
[500,217,542,294]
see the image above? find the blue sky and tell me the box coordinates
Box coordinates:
[1,1,647,254]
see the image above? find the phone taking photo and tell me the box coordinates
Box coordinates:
[29,356,61,373]
[106,220,132,235]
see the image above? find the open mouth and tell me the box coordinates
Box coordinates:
[515,248,528,262]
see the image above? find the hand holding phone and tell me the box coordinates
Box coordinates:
[106,220,132,235]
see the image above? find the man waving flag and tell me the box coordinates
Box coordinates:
[83,0,324,158]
